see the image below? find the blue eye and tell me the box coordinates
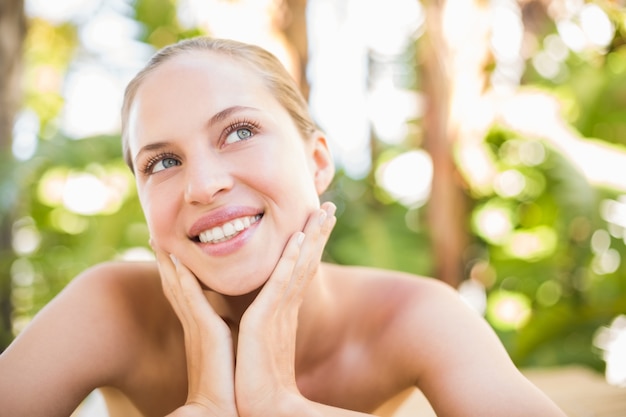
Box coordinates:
[152,157,180,173]
[225,127,253,144]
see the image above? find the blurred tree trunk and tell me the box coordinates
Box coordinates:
[203,0,309,98]
[0,0,26,350]
[420,0,491,287]
[278,0,310,99]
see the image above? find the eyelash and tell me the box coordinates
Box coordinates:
[139,118,262,175]
[223,118,261,141]
[140,152,178,175]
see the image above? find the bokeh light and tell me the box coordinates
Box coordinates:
[594,315,626,387]
[503,226,558,261]
[472,202,514,245]
[37,166,133,216]
[487,289,532,331]
[25,0,100,24]
[61,67,124,138]
[493,169,526,198]
[11,218,41,256]
[536,280,562,307]
[375,150,433,207]
[12,110,39,161]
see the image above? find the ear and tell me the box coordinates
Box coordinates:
[310,132,335,195]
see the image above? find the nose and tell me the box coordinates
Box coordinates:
[183,154,234,205]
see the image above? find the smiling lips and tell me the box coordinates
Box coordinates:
[197,214,262,244]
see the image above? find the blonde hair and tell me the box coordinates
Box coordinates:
[120,37,316,171]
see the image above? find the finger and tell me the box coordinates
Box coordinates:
[249,230,304,320]
[153,247,186,315]
[286,202,336,298]
[320,201,337,236]
[153,246,222,333]
[254,202,337,314]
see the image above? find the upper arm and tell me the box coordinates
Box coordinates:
[0,262,149,417]
[391,279,566,417]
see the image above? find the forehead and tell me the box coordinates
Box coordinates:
[127,51,285,146]
[137,51,271,106]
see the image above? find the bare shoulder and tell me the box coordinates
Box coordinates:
[321,262,461,318]
[322,264,566,417]
[6,260,170,369]
[0,261,174,417]
[64,261,181,374]
[326,263,500,361]
[321,263,471,367]
[73,260,161,294]
[62,261,172,344]
[70,261,167,322]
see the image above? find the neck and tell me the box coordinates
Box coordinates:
[203,265,336,367]
[204,288,260,325]
[295,265,341,374]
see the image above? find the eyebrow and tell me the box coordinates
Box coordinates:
[133,105,260,167]
[207,105,259,126]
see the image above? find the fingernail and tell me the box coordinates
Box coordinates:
[169,254,178,266]
[318,210,327,225]
[296,232,305,246]
[326,202,337,217]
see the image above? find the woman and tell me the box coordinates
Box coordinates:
[0,37,567,417]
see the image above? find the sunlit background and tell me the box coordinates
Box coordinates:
[4,0,626,390]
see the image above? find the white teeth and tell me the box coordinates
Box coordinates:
[223,222,235,236]
[199,231,211,243]
[198,215,260,244]
[212,226,225,240]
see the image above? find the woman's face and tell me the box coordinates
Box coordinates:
[127,52,332,295]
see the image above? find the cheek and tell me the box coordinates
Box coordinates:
[255,157,319,214]
[259,143,320,201]
[138,186,179,246]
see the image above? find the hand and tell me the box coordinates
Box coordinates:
[235,202,337,416]
[154,246,238,417]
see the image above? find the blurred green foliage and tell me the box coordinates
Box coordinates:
[2,1,625,379]
[9,135,147,322]
[478,126,625,369]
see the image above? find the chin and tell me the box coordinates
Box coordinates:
[192,263,272,297]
